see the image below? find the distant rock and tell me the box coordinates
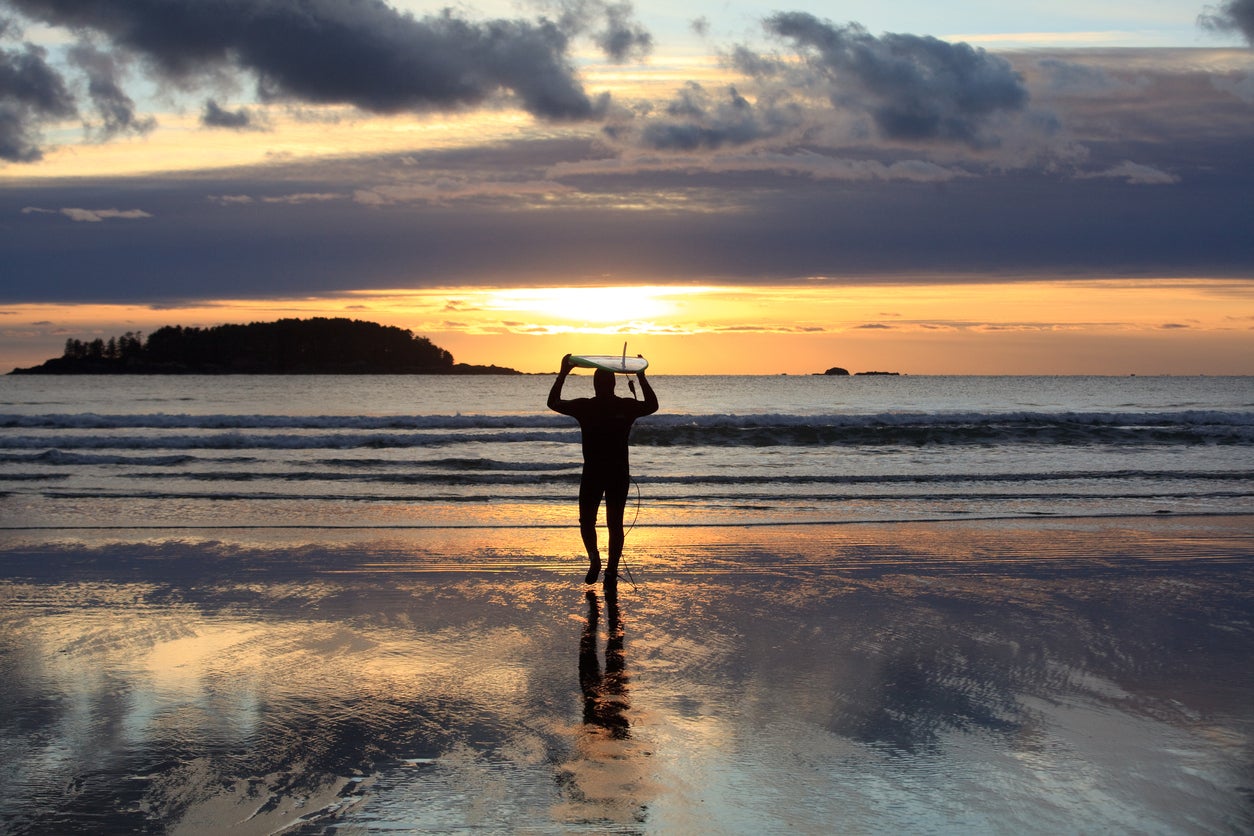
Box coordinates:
[813,367,904,376]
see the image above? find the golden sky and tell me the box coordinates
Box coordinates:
[4,279,1250,374]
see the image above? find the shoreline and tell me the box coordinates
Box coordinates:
[4,508,1250,530]
[3,513,1251,574]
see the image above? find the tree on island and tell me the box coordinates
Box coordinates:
[12,317,520,375]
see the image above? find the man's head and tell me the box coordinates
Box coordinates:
[593,368,616,396]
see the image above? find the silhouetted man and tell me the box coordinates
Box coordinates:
[548,355,658,585]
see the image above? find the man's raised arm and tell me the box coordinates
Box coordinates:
[548,354,574,413]
[636,368,658,416]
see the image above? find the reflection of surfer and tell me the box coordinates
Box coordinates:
[548,354,658,585]
[557,587,652,826]
[579,588,629,738]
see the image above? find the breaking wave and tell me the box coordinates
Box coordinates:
[0,410,1249,450]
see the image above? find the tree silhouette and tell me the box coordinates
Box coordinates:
[11,318,516,375]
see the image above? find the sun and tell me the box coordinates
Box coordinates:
[482,287,682,324]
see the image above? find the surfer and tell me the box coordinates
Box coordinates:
[548,354,658,585]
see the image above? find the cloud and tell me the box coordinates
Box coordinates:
[202,99,258,130]
[749,13,1030,148]
[4,35,1254,307]
[1036,58,1125,95]
[550,148,968,182]
[60,207,153,222]
[1077,160,1180,185]
[207,190,344,205]
[704,323,827,334]
[262,192,342,205]
[5,0,618,161]
[0,32,77,161]
[1211,71,1254,102]
[22,206,153,222]
[530,0,652,62]
[1199,0,1254,44]
[591,1,653,62]
[353,177,573,205]
[66,39,154,139]
[624,82,805,151]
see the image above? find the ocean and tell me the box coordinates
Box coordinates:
[1,374,1251,532]
[2,374,1253,833]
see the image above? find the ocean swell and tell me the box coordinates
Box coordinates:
[0,410,1249,449]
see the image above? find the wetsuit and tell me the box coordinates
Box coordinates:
[548,366,658,577]
[559,393,652,531]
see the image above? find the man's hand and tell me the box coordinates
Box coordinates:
[560,353,573,374]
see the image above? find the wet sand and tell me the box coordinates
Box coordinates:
[1,517,1252,834]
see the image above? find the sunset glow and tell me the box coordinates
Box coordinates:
[3,277,1249,375]
[477,286,696,326]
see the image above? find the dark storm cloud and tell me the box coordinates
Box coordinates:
[632,82,804,151]
[9,0,601,117]
[66,40,154,139]
[0,27,75,161]
[537,0,652,63]
[596,3,652,63]
[3,33,1254,305]
[612,14,1035,157]
[202,99,257,130]
[4,124,1253,305]
[751,13,1029,148]
[1199,0,1254,44]
[2,0,628,161]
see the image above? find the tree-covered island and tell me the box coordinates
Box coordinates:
[9,318,521,375]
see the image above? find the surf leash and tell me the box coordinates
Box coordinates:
[619,476,642,588]
[616,345,642,587]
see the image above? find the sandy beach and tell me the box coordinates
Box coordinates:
[1,516,1251,833]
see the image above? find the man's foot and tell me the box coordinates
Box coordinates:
[603,570,618,589]
[584,556,602,584]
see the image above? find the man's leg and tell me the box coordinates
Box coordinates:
[604,472,631,581]
[578,472,604,583]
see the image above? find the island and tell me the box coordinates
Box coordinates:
[8,317,522,375]
[815,367,901,376]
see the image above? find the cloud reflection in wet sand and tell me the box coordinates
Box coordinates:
[0,520,1251,833]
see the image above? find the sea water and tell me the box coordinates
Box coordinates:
[1,374,1250,532]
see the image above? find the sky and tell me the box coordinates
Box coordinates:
[1,0,1252,375]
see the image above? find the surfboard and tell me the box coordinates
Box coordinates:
[569,354,648,373]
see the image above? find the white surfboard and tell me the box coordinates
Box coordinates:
[569,354,648,373]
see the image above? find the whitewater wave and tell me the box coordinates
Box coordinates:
[0,410,1250,449]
